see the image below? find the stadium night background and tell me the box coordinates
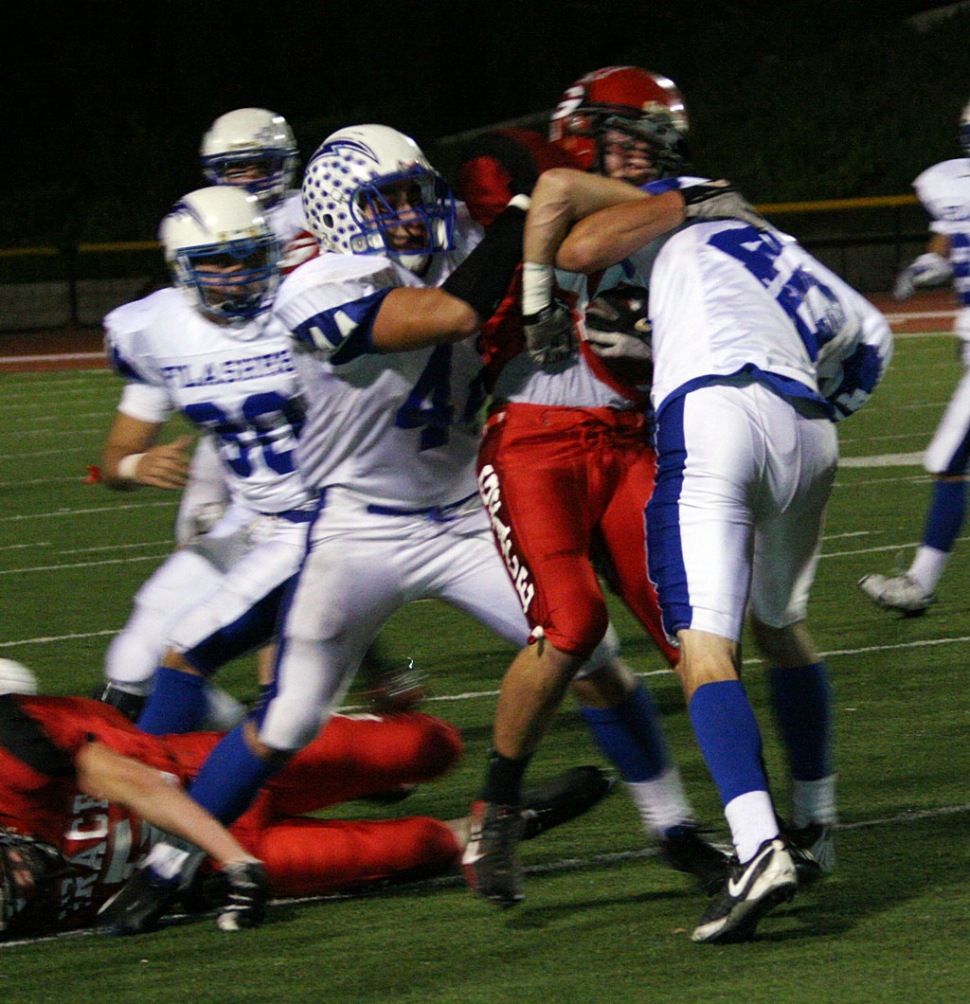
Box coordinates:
[4,0,970,245]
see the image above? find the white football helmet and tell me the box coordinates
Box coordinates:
[159,186,281,326]
[200,108,299,207]
[301,124,456,273]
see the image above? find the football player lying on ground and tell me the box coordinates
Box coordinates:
[0,666,612,939]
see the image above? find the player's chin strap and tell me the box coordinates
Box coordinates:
[0,827,69,933]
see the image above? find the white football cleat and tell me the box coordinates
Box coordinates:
[858,573,935,614]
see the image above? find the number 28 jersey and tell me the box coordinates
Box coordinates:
[273,210,487,509]
[104,288,312,515]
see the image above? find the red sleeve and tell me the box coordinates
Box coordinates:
[4,696,181,777]
[280,229,320,275]
[457,129,579,227]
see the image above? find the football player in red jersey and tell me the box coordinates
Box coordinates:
[457,66,689,227]
[454,70,732,907]
[0,668,611,939]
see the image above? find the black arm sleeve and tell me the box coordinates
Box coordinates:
[440,203,526,321]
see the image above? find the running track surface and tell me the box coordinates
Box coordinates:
[0,290,958,373]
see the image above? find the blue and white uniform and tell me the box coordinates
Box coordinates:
[256,209,543,751]
[909,160,970,474]
[172,189,310,544]
[626,195,892,641]
[104,287,314,693]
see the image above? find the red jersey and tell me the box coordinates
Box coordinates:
[0,696,191,932]
[457,130,647,406]
[0,696,463,936]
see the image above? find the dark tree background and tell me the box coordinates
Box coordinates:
[3,0,968,245]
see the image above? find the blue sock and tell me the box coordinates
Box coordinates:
[188,723,281,825]
[923,480,967,552]
[688,680,768,805]
[580,683,669,782]
[136,666,209,736]
[769,662,833,781]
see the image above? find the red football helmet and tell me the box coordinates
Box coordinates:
[549,66,689,180]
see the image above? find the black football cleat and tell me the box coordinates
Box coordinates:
[98,866,178,936]
[216,861,271,931]
[659,823,732,895]
[519,766,615,841]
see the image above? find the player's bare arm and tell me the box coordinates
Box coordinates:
[552,186,686,273]
[101,411,194,491]
[523,168,654,268]
[370,286,481,351]
[74,741,255,868]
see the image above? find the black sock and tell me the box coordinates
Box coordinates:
[482,749,531,806]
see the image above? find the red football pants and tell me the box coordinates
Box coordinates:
[165,712,464,895]
[477,403,677,664]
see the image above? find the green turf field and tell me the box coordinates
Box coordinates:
[0,334,967,1003]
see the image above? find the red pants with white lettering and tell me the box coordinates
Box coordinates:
[477,403,677,664]
[166,712,464,896]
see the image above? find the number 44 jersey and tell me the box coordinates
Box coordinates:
[273,210,487,509]
[105,287,312,515]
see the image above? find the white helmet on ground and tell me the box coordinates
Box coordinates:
[200,108,299,207]
[159,186,281,326]
[0,659,38,696]
[301,124,456,273]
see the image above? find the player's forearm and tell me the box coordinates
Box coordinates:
[76,743,252,867]
[372,198,530,351]
[556,189,686,273]
[524,168,650,266]
[371,288,481,351]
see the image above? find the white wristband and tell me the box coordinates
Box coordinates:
[117,453,145,481]
[521,262,554,317]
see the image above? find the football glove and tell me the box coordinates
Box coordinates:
[585,284,653,361]
[893,251,953,301]
[523,302,576,366]
[680,179,771,232]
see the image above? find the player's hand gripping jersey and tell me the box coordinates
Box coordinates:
[105,287,311,515]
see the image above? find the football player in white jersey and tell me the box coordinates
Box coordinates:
[105,125,726,932]
[200,107,306,245]
[510,167,892,942]
[174,108,310,548]
[859,102,970,613]
[100,185,316,734]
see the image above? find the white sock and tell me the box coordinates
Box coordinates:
[624,766,693,836]
[724,790,779,863]
[909,546,949,593]
[791,775,838,828]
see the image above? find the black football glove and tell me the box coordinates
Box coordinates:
[680,179,771,231]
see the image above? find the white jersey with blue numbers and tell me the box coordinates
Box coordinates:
[272,209,487,508]
[913,159,970,308]
[629,182,892,421]
[104,287,312,514]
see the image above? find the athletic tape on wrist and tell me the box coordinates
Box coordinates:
[117,453,145,481]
